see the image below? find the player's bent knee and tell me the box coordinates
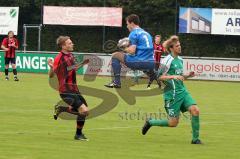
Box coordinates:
[82,108,89,116]
[112,54,125,64]
[169,122,178,127]
[190,105,200,116]
[78,104,89,116]
[81,111,89,117]
[168,118,179,127]
[112,52,121,58]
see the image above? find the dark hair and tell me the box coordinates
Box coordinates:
[56,36,70,48]
[126,14,140,25]
[155,35,161,38]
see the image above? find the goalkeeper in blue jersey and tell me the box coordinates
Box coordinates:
[142,35,202,144]
[105,14,160,88]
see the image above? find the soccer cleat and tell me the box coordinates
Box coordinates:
[5,76,9,81]
[142,119,152,135]
[74,134,89,141]
[54,105,68,120]
[191,139,203,144]
[14,77,19,81]
[147,86,151,90]
[53,114,58,120]
[156,79,161,88]
[104,82,121,88]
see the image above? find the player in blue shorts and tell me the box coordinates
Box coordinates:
[104,14,159,88]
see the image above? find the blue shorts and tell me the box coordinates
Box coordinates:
[124,54,154,71]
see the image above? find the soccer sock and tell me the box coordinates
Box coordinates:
[155,63,160,71]
[13,69,17,77]
[133,76,139,83]
[76,116,85,135]
[191,116,200,141]
[145,70,156,85]
[147,80,152,87]
[149,119,169,127]
[111,58,121,85]
[133,71,140,83]
[5,69,9,76]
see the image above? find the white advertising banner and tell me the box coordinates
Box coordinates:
[83,55,240,81]
[0,7,19,35]
[184,58,240,81]
[179,7,240,36]
[43,6,122,27]
[82,55,144,77]
[212,9,240,35]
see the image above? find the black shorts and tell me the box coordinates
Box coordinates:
[60,93,88,110]
[5,58,16,65]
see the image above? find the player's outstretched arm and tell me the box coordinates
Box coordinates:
[48,59,55,78]
[74,59,90,71]
[160,74,185,81]
[67,59,89,71]
[1,45,9,51]
[183,71,195,79]
[48,68,54,78]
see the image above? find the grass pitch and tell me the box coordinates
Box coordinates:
[0,73,240,159]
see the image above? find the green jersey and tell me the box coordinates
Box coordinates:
[160,54,187,100]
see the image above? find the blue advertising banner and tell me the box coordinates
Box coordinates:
[179,7,212,34]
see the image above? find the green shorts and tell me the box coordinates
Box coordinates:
[164,93,196,117]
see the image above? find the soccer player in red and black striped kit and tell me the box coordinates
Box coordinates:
[153,35,165,70]
[147,35,165,89]
[48,36,89,141]
[1,31,19,81]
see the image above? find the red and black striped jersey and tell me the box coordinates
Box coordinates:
[153,43,165,54]
[53,51,79,94]
[1,37,19,58]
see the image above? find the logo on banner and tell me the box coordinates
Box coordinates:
[10,9,17,18]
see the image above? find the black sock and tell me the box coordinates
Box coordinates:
[147,82,151,87]
[76,116,85,135]
[13,69,17,76]
[5,69,9,76]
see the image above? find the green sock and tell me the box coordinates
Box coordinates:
[191,116,200,141]
[149,119,169,127]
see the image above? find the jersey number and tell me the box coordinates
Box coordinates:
[143,35,150,48]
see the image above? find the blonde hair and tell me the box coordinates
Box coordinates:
[56,36,70,48]
[162,35,179,53]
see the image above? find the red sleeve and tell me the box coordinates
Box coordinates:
[53,57,59,73]
[53,54,62,73]
[1,38,8,47]
[14,38,19,48]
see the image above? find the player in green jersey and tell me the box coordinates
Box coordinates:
[142,35,202,144]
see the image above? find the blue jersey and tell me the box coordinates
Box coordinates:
[126,27,154,62]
